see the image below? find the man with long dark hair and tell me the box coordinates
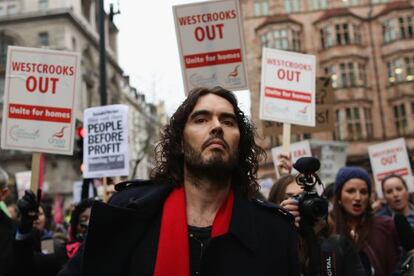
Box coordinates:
[59,86,299,276]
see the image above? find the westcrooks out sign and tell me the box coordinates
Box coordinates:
[173,0,248,93]
[259,48,316,127]
[1,46,80,155]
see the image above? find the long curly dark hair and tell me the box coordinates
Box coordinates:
[151,86,266,198]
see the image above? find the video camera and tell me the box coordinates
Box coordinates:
[293,157,328,232]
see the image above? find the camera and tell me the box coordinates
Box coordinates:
[293,157,328,231]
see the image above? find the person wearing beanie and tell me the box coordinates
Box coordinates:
[332,166,401,276]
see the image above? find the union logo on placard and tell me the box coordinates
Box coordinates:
[225,65,241,85]
[9,125,40,142]
[189,72,219,87]
[48,126,67,148]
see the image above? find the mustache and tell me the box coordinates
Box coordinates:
[201,135,229,150]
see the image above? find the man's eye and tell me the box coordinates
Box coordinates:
[195,118,207,123]
[222,119,235,126]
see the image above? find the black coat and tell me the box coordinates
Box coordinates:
[59,179,300,276]
[0,209,15,276]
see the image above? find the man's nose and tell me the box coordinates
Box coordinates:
[210,118,223,135]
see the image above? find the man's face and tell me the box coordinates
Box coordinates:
[183,94,240,172]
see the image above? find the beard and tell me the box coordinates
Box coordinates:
[183,140,238,188]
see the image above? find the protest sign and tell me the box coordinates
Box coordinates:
[173,0,248,92]
[258,178,273,199]
[83,105,129,178]
[15,171,31,199]
[262,77,334,135]
[310,140,347,185]
[1,46,80,155]
[368,138,414,198]
[72,181,95,204]
[259,48,316,126]
[271,140,312,178]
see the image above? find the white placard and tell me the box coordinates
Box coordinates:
[368,138,414,198]
[83,105,129,178]
[259,48,316,126]
[15,171,31,199]
[1,46,80,155]
[173,0,248,92]
[310,140,347,185]
[271,140,312,178]
[72,180,95,204]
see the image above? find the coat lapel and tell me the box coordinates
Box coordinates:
[82,183,173,276]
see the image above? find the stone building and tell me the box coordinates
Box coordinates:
[240,0,414,180]
[0,0,163,195]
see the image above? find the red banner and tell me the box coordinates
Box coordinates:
[184,49,241,68]
[265,86,312,103]
[8,103,71,123]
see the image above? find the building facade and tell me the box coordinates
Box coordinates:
[241,0,414,180]
[0,0,163,195]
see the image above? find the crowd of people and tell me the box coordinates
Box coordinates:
[0,86,413,275]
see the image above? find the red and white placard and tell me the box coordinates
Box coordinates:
[1,46,80,155]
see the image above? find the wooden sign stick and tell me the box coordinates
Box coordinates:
[30,152,43,199]
[102,177,108,203]
[282,123,291,155]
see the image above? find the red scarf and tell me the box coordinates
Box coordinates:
[154,187,234,276]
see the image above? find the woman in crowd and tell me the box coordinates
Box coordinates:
[332,167,401,276]
[268,174,365,276]
[376,174,414,229]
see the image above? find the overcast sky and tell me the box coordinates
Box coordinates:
[107,0,251,115]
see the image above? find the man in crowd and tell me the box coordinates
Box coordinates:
[0,168,14,276]
[59,86,299,276]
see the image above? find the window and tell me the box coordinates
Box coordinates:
[405,57,414,81]
[320,22,361,49]
[320,26,334,48]
[325,61,366,88]
[346,107,362,140]
[39,0,48,9]
[274,29,289,49]
[399,16,414,39]
[371,0,388,3]
[324,66,338,88]
[254,0,269,16]
[335,110,345,140]
[383,15,414,43]
[383,19,397,43]
[292,30,301,51]
[358,63,367,86]
[260,28,301,51]
[336,24,350,45]
[364,108,373,138]
[38,32,49,46]
[393,104,408,136]
[387,59,404,84]
[284,0,301,13]
[340,62,356,87]
[310,0,328,10]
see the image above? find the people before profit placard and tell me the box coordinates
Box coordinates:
[377,174,414,229]
[58,86,300,276]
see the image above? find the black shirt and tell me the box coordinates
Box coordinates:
[188,225,212,276]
